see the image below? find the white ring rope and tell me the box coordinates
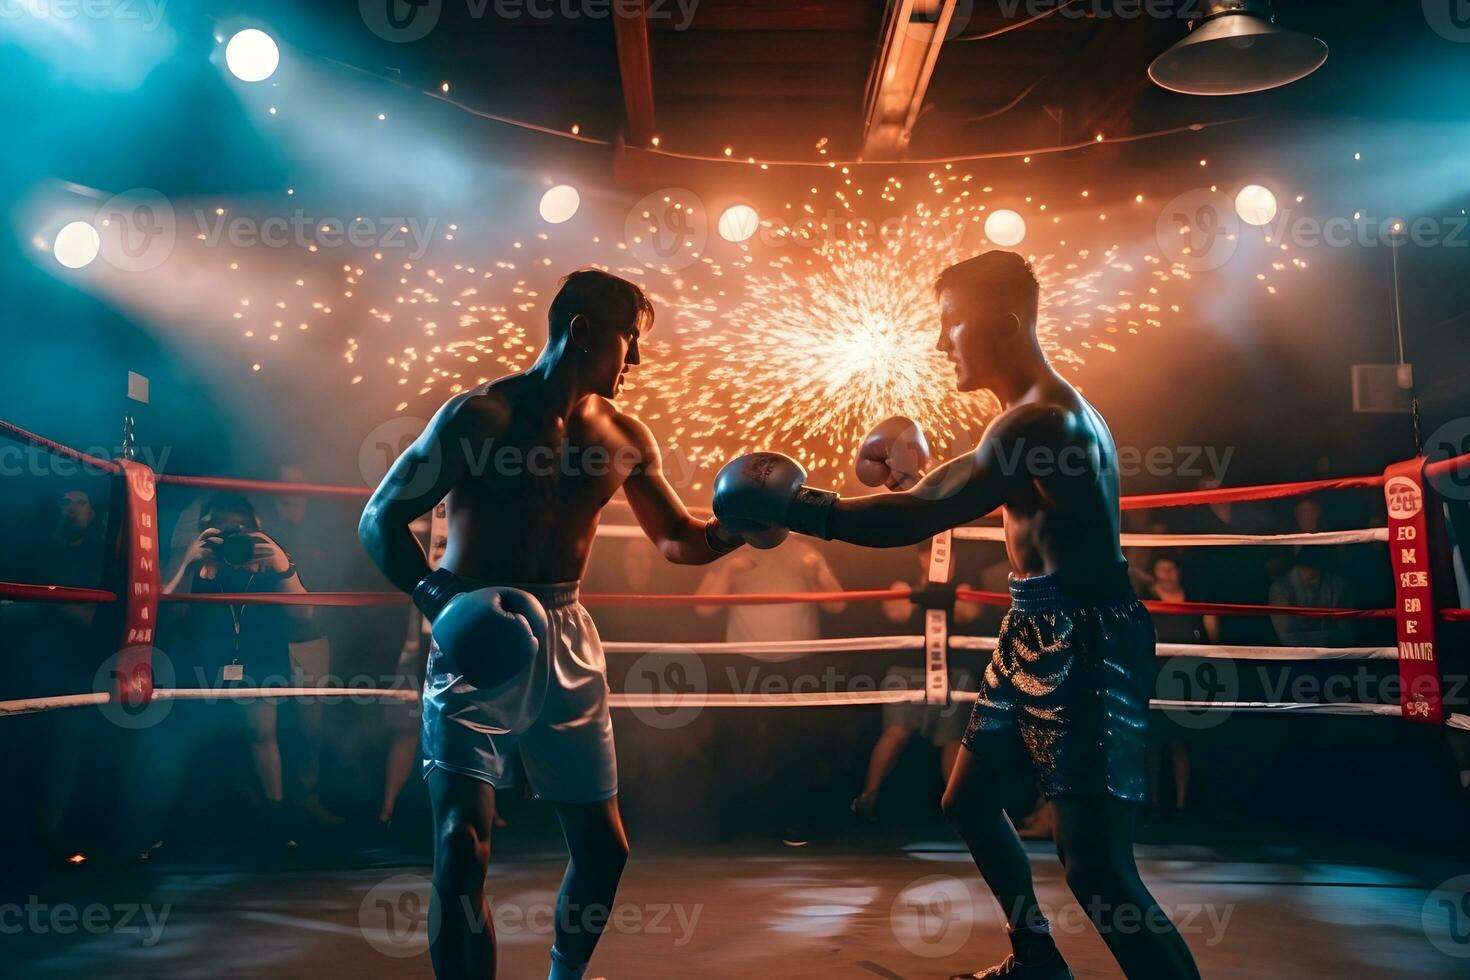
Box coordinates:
[953,691,1404,717]
[0,692,111,715]
[0,633,1405,718]
[595,525,1389,546]
[153,686,419,703]
[948,636,1398,661]
[1149,700,1402,717]
[2,688,1407,716]
[0,687,418,717]
[952,526,1389,547]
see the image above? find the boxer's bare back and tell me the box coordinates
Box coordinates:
[366,371,701,589]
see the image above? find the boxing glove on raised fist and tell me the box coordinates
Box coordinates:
[855,416,931,490]
[712,452,840,543]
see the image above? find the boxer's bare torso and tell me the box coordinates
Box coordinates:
[993,376,1125,580]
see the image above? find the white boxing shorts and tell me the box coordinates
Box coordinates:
[420,581,617,803]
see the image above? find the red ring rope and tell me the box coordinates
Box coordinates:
[156,473,370,498]
[1119,474,1389,509]
[155,588,908,607]
[0,420,119,474]
[0,582,118,604]
[581,589,906,606]
[160,591,407,606]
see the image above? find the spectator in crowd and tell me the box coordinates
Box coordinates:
[1148,553,1218,646]
[380,600,431,831]
[14,487,108,856]
[851,543,980,821]
[694,537,846,645]
[1269,496,1348,584]
[1269,552,1357,648]
[1175,478,1276,646]
[694,539,845,842]
[36,488,106,590]
[588,532,704,643]
[1143,554,1213,820]
[122,492,311,857]
[595,537,722,837]
[259,465,344,827]
[1123,512,1172,597]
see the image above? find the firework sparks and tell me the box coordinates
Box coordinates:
[624,197,1153,482]
[124,164,1300,482]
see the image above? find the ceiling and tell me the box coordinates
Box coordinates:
[310,0,1465,170]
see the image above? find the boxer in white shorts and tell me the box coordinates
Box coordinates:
[360,270,760,980]
[421,580,615,803]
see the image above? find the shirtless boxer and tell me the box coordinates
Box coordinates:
[359,270,752,980]
[713,251,1201,979]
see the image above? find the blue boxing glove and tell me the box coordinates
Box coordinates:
[712,452,840,544]
[421,577,549,691]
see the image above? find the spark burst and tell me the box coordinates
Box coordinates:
[624,196,1142,481]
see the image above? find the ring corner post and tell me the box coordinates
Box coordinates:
[923,531,955,707]
[109,458,161,708]
[1383,457,1444,725]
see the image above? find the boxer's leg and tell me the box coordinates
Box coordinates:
[288,636,339,822]
[428,767,498,979]
[245,700,283,804]
[941,742,1052,946]
[549,796,629,973]
[1053,797,1200,980]
[380,731,418,824]
[939,738,962,780]
[119,702,199,855]
[381,639,425,825]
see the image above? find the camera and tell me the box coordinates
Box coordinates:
[215,525,258,567]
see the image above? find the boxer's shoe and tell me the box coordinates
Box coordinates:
[949,951,1073,979]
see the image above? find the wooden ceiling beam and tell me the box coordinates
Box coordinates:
[860,0,959,160]
[612,0,658,147]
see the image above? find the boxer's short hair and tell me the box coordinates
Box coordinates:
[934,250,1039,317]
[548,269,654,343]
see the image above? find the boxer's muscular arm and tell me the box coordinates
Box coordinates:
[358,393,492,593]
[620,414,737,565]
[826,403,1071,548]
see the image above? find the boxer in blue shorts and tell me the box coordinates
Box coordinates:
[714,252,1200,979]
[360,270,756,980]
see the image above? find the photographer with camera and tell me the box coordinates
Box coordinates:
[120,492,310,860]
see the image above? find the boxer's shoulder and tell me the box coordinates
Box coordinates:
[438,384,516,436]
[581,397,655,450]
[981,401,1075,459]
